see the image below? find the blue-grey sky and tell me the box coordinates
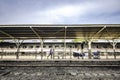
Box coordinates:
[0,0,120,24]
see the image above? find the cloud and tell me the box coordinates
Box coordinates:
[0,0,120,24]
[32,0,120,24]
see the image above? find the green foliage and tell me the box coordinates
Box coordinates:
[73,38,85,42]
[0,40,3,42]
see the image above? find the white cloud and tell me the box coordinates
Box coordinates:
[0,0,120,24]
[32,0,120,24]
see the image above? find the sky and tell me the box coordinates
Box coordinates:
[0,0,120,24]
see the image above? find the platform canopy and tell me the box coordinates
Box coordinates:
[0,24,120,40]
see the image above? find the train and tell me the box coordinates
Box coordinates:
[0,41,120,59]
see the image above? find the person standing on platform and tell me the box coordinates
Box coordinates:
[47,48,54,59]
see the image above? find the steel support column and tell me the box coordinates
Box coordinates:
[30,27,43,60]
[64,26,67,59]
[105,48,108,59]
[70,48,72,59]
[40,39,43,60]
[112,40,117,59]
[0,30,20,59]
[16,40,24,59]
[16,41,20,59]
[88,41,92,59]
[0,47,4,59]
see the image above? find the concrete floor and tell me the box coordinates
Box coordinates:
[0,55,120,60]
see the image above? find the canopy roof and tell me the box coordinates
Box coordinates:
[0,24,120,40]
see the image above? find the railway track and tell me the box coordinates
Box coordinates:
[0,60,120,80]
[0,66,120,80]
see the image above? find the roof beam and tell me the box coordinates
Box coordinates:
[0,30,21,46]
[0,24,120,27]
[30,26,41,40]
[0,30,16,40]
[91,26,106,39]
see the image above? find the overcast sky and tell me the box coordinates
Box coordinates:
[0,0,120,24]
